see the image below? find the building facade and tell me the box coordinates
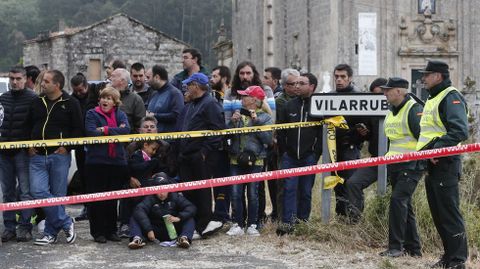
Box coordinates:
[24,13,188,83]
[232,0,479,100]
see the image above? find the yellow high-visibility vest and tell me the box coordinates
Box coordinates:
[384,99,417,156]
[416,86,457,150]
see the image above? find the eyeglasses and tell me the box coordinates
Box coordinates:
[286,81,309,86]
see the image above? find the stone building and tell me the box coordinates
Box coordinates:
[231,0,480,107]
[23,13,189,83]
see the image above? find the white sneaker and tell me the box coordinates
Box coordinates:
[34,234,57,246]
[246,224,260,236]
[37,220,45,235]
[226,223,244,236]
[192,230,202,240]
[202,221,223,236]
[64,222,76,244]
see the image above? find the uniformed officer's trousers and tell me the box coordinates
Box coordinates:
[425,156,468,265]
[388,169,422,253]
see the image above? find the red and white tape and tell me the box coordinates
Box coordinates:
[0,143,478,212]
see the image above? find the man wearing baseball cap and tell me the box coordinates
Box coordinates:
[176,73,225,238]
[378,77,424,258]
[417,60,468,269]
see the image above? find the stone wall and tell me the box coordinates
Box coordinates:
[24,14,187,88]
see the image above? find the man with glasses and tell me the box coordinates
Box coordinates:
[171,48,209,93]
[276,69,300,126]
[276,73,322,235]
[0,67,37,242]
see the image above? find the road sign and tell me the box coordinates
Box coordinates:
[309,92,389,223]
[310,93,389,117]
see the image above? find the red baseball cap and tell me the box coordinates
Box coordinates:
[237,86,266,101]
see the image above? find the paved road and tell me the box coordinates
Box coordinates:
[0,205,302,269]
[0,205,445,269]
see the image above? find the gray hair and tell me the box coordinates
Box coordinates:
[281,68,300,85]
[115,68,131,83]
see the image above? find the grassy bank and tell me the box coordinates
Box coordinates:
[292,153,480,262]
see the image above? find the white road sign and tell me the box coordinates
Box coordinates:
[310,93,389,117]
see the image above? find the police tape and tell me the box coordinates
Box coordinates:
[0,142,478,212]
[0,116,348,149]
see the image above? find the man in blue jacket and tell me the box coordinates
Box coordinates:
[176,73,225,237]
[146,65,184,132]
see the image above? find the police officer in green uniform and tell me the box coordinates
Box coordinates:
[378,77,424,258]
[417,60,468,269]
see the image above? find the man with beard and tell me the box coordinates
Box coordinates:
[146,65,184,132]
[129,62,152,107]
[209,66,231,103]
[225,61,275,124]
[331,64,370,217]
[201,66,232,236]
[171,48,209,93]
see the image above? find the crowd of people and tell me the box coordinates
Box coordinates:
[0,48,469,268]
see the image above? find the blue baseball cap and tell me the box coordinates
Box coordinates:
[182,73,209,86]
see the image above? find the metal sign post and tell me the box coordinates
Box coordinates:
[311,93,389,223]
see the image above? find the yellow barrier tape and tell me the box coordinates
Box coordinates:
[323,176,345,189]
[0,116,349,150]
[323,119,347,189]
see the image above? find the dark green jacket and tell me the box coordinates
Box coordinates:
[387,95,424,173]
[426,79,469,149]
[170,66,210,93]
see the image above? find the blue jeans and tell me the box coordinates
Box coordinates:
[281,153,317,224]
[230,165,262,227]
[29,153,72,236]
[0,151,33,232]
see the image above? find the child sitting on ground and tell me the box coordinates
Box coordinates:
[118,140,162,238]
[128,173,197,249]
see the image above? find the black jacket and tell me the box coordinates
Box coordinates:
[176,92,225,156]
[0,88,37,145]
[332,85,370,151]
[28,91,84,154]
[277,96,322,160]
[133,193,197,233]
[128,150,161,183]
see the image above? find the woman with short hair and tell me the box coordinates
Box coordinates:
[84,86,130,243]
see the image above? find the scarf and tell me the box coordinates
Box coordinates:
[95,106,118,158]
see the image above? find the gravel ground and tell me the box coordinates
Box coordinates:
[0,205,476,269]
